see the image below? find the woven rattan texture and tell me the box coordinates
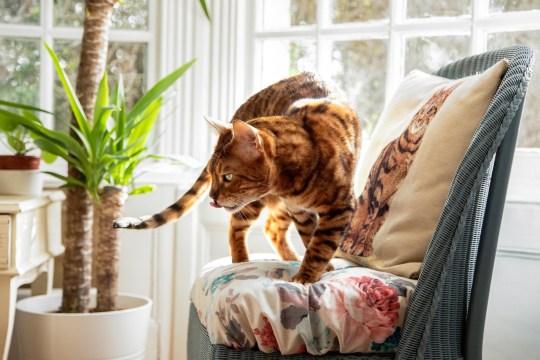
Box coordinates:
[397,45,535,359]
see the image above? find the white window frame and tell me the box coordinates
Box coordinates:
[250,0,540,138]
[0,0,158,130]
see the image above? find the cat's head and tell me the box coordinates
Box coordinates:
[205,117,274,212]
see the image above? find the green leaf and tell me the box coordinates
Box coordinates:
[42,171,87,188]
[41,150,57,164]
[128,97,162,153]
[198,0,211,21]
[33,138,82,169]
[6,135,25,154]
[0,115,18,132]
[127,59,196,124]
[44,42,92,142]
[0,99,53,114]
[129,184,155,196]
[111,75,126,153]
[21,110,44,124]
[94,71,109,125]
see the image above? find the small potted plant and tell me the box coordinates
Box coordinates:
[0,102,54,195]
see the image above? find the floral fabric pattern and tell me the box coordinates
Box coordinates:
[190,256,416,355]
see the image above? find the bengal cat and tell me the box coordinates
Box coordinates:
[114,73,361,284]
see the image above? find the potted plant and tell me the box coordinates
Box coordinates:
[5,44,195,360]
[0,101,54,195]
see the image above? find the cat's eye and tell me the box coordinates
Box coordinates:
[223,173,233,182]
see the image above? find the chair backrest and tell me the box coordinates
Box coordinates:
[396,45,535,360]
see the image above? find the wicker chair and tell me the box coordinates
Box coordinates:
[187,45,535,360]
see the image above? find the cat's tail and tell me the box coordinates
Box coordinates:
[113,166,211,230]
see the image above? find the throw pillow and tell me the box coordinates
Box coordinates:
[337,59,509,278]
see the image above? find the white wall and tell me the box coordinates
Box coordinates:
[483,149,540,360]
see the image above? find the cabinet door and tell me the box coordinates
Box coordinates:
[0,215,11,269]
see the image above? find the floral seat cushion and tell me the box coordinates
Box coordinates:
[190,255,417,355]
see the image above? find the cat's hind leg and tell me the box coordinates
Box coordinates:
[229,201,264,262]
[264,201,301,262]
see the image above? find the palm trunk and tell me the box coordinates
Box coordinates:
[96,186,128,312]
[62,0,117,313]
[61,187,94,313]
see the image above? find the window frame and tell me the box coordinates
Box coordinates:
[0,0,157,129]
[250,0,540,144]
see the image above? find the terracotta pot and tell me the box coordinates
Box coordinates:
[0,155,40,170]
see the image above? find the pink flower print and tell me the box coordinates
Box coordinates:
[321,276,400,352]
[253,316,279,350]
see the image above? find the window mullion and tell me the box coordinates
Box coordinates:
[40,0,54,127]
[472,0,488,54]
[386,0,406,104]
[316,0,329,74]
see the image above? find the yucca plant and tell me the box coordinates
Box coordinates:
[2,42,195,312]
[94,64,196,311]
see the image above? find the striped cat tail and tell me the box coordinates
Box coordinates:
[113,166,211,229]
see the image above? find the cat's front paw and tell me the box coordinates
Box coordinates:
[290,270,320,284]
[113,217,143,229]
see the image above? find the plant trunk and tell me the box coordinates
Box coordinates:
[61,187,94,313]
[62,0,117,313]
[74,0,117,121]
[96,186,127,312]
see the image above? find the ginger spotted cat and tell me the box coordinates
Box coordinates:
[114,73,361,284]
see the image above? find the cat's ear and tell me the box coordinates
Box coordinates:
[204,116,231,135]
[231,120,263,153]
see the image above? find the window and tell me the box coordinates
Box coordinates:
[253,0,540,147]
[0,0,154,130]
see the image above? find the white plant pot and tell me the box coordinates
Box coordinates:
[0,170,43,196]
[11,293,152,360]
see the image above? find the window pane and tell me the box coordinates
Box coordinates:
[407,0,471,18]
[53,40,147,131]
[405,36,470,74]
[489,0,540,13]
[331,0,389,24]
[262,0,316,29]
[0,37,40,106]
[260,39,316,88]
[488,31,540,147]
[54,0,148,30]
[0,0,39,24]
[331,40,387,135]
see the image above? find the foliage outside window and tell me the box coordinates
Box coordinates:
[0,0,150,131]
[255,0,540,147]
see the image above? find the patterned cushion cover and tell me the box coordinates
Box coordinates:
[337,59,509,278]
[190,255,416,355]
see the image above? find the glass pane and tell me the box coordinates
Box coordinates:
[488,31,540,147]
[0,0,39,24]
[53,40,147,131]
[407,0,471,18]
[331,40,387,135]
[0,37,40,106]
[331,0,390,24]
[262,0,316,29]
[405,36,470,74]
[260,39,316,88]
[54,0,148,30]
[490,0,540,13]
